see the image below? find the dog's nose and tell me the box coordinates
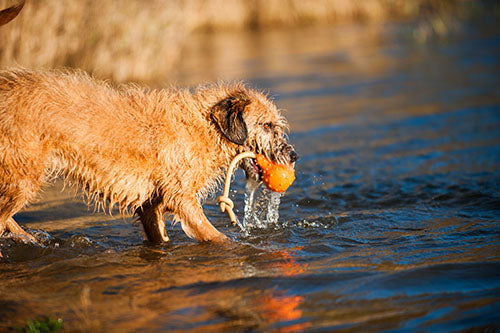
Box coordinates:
[289,150,299,163]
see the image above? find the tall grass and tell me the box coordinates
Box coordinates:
[0,0,480,82]
[0,0,191,82]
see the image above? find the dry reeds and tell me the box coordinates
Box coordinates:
[0,0,476,82]
[0,0,192,82]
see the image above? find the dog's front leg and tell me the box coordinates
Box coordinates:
[177,198,228,243]
[136,196,169,243]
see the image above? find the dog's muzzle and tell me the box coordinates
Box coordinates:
[281,143,299,164]
[289,149,299,163]
[242,144,298,182]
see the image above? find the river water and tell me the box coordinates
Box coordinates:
[1,21,499,331]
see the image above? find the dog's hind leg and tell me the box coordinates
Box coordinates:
[0,151,45,244]
[0,181,40,244]
[0,217,37,243]
[0,192,38,258]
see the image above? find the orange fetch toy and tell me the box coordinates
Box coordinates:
[218,152,296,224]
[255,154,295,193]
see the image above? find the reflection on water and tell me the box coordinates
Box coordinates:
[1,20,500,331]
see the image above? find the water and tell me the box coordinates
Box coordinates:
[1,20,500,331]
[242,180,281,231]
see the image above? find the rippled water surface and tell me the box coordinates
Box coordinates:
[1,21,500,331]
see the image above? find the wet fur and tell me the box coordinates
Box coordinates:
[0,68,296,243]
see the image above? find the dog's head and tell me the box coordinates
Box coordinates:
[210,86,298,182]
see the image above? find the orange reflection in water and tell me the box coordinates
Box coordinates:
[272,246,309,276]
[254,247,311,331]
[257,293,311,332]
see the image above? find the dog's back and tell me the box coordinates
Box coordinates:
[0,69,164,212]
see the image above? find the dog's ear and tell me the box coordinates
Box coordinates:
[0,0,25,26]
[210,95,249,145]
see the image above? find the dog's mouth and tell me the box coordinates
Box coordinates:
[242,157,263,182]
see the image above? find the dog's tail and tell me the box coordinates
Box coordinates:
[0,0,25,26]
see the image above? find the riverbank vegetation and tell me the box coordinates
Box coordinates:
[0,0,494,82]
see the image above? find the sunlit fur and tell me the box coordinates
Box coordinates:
[0,68,295,243]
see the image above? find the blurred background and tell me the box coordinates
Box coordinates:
[1,0,497,83]
[1,0,500,331]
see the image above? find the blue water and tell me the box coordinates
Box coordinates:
[1,20,499,331]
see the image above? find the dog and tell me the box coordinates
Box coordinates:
[0,1,298,245]
[0,68,298,244]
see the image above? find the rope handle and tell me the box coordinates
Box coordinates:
[217,151,257,224]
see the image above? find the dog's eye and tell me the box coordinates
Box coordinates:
[263,122,272,130]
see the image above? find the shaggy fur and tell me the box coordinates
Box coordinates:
[0,68,297,244]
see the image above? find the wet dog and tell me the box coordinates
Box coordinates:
[0,0,298,244]
[0,69,298,244]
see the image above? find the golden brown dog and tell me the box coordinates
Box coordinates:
[0,1,298,245]
[0,68,298,244]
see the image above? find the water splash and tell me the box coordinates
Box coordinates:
[237,179,281,232]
